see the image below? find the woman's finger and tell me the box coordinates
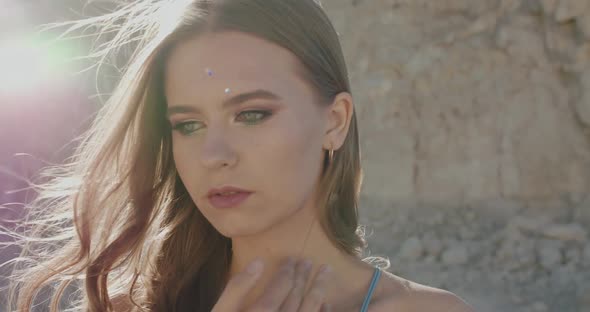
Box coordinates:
[211,258,265,312]
[279,258,312,312]
[297,264,331,311]
[247,257,296,312]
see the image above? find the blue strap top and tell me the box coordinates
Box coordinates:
[359,267,382,312]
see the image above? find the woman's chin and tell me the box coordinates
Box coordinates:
[214,223,259,238]
[214,221,269,238]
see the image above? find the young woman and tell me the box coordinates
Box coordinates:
[5,0,475,311]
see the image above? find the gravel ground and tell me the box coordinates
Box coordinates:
[359,196,590,312]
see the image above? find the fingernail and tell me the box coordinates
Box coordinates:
[319,264,332,274]
[246,259,264,275]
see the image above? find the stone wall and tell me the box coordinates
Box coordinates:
[319,0,590,311]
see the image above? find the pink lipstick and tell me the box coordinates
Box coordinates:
[207,186,253,209]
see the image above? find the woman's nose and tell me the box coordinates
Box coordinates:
[199,127,238,169]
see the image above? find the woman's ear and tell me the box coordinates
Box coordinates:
[323,91,354,151]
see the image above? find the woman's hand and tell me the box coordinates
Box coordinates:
[212,257,332,312]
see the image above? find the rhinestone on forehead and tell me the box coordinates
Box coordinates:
[206,68,213,76]
[224,88,231,94]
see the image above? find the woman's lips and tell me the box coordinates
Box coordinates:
[208,192,253,209]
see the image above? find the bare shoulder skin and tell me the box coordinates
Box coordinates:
[110,270,475,312]
[368,270,476,312]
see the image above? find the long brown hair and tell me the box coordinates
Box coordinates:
[3,0,376,311]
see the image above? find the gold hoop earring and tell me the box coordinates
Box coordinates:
[328,148,334,165]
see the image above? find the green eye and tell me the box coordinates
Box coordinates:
[172,121,202,136]
[236,110,272,124]
[170,110,272,136]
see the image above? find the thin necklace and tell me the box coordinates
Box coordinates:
[298,213,316,258]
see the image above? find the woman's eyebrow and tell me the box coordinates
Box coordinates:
[167,89,282,117]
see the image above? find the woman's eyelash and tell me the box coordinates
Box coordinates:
[170,109,273,136]
[235,110,272,123]
[171,121,201,135]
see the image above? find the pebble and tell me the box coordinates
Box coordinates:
[423,236,444,257]
[399,236,424,260]
[441,245,469,265]
[537,240,563,269]
[507,215,550,234]
[542,223,587,242]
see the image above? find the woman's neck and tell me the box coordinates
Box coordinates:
[228,204,375,308]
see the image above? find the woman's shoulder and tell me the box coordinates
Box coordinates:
[370,270,475,312]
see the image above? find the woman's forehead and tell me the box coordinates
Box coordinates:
[165,31,300,84]
[163,31,315,108]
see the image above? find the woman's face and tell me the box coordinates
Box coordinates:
[164,31,328,237]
